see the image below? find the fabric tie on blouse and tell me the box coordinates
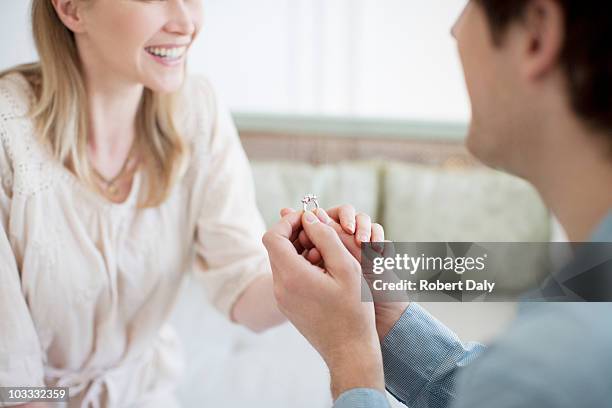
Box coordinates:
[44,361,128,408]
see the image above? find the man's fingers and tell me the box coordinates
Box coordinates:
[269,251,325,301]
[300,208,339,250]
[292,237,305,254]
[280,207,296,217]
[262,211,304,266]
[268,211,302,240]
[263,212,325,288]
[277,208,302,241]
[301,211,357,277]
[299,230,315,250]
[306,247,323,265]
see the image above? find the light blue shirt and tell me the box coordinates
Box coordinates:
[334,214,612,408]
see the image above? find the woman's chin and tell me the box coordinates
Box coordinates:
[144,75,185,94]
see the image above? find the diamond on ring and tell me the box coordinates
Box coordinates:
[301,194,320,212]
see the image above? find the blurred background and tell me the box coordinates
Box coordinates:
[1,0,470,120]
[1,1,561,407]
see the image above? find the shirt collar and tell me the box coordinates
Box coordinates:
[589,211,612,242]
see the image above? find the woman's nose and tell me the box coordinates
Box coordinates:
[165,0,196,36]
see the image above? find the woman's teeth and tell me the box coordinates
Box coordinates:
[145,46,187,60]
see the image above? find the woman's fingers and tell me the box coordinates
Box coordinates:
[326,204,356,234]
[371,223,385,253]
[355,213,372,244]
[371,223,385,242]
[292,206,385,260]
[313,208,363,261]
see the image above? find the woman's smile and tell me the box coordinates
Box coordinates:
[144,44,188,67]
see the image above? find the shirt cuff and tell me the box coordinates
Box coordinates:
[333,388,390,408]
[382,303,481,407]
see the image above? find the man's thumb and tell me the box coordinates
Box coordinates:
[301,211,354,275]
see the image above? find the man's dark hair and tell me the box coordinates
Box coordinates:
[475,0,611,133]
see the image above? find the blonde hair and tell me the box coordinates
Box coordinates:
[1,0,190,207]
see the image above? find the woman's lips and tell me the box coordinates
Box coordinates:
[144,45,188,67]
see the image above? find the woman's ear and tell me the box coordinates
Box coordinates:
[51,0,86,33]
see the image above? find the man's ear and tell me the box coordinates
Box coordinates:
[521,0,565,81]
[51,0,86,34]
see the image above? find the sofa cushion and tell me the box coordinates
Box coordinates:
[382,163,550,242]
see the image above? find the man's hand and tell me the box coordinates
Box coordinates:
[317,208,410,342]
[262,210,385,399]
[279,205,385,265]
[372,300,410,341]
[282,206,410,342]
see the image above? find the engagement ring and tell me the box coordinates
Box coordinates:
[301,194,319,212]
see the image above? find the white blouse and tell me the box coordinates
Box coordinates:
[0,73,270,407]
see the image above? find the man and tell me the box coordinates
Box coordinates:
[263,1,612,407]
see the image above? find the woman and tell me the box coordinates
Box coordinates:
[0,0,382,406]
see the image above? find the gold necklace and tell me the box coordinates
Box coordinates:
[91,145,137,198]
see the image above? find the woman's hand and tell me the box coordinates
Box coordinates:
[280,204,385,265]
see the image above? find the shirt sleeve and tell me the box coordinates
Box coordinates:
[333,388,391,408]
[189,77,271,318]
[0,119,45,390]
[453,303,612,408]
[381,303,485,408]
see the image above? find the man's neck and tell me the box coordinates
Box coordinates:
[528,117,612,242]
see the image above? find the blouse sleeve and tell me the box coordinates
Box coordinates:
[189,77,271,318]
[0,104,45,389]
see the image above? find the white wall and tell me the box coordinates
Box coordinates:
[0,0,470,122]
[0,2,38,67]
